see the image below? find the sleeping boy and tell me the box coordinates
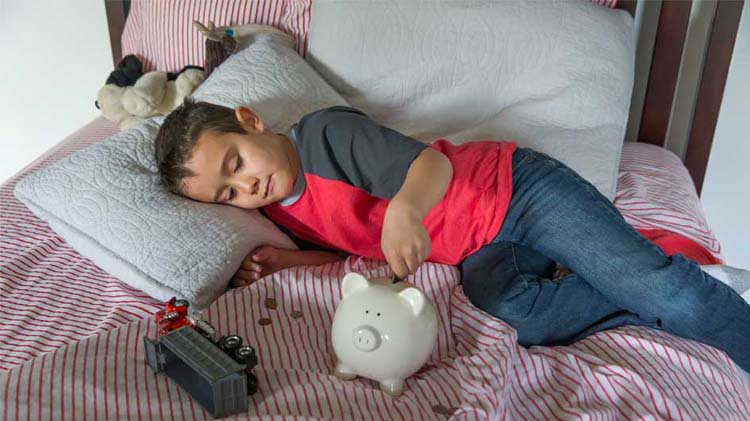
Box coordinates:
[154,99,750,372]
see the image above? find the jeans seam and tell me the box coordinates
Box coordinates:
[510,244,530,288]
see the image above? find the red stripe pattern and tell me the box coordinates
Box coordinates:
[594,0,619,8]
[0,118,162,373]
[120,0,311,72]
[615,142,722,261]
[1,256,748,419]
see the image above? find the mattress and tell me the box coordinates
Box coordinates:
[1,117,747,419]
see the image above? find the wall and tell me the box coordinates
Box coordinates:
[701,1,750,269]
[0,0,113,184]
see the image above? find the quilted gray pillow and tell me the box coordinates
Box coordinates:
[14,28,349,309]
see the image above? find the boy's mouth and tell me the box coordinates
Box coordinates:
[264,176,272,198]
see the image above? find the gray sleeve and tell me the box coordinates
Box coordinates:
[303,106,428,199]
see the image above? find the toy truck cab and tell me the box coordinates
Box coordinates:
[144,298,258,418]
[155,298,191,334]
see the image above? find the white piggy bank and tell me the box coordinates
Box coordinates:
[331,272,438,396]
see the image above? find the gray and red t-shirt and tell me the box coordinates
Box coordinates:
[260,106,516,265]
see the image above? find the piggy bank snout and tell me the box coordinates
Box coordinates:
[353,325,381,352]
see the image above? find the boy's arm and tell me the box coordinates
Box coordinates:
[382,148,453,278]
[281,249,348,267]
[389,148,453,221]
[233,246,347,286]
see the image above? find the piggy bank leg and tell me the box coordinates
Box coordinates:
[333,361,357,380]
[379,379,404,396]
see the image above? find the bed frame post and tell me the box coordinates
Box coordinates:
[617,0,637,17]
[104,0,131,67]
[684,0,745,196]
[637,0,693,148]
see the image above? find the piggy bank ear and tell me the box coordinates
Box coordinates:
[341,272,369,298]
[398,287,426,316]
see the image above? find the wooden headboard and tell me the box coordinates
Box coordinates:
[104,0,744,196]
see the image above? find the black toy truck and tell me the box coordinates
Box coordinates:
[143,298,258,418]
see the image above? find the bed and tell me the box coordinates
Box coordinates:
[1,0,748,419]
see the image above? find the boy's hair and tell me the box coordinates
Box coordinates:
[154,98,247,195]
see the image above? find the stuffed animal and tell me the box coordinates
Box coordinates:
[193,20,296,77]
[194,21,238,78]
[95,55,205,130]
[97,22,291,130]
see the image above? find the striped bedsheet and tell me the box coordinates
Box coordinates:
[0,118,163,372]
[2,118,747,419]
[2,257,749,420]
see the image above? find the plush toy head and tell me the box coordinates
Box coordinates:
[96,55,205,131]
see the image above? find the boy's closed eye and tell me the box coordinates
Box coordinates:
[225,153,244,202]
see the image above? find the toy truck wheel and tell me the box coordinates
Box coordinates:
[218,335,242,354]
[246,372,259,395]
[235,346,258,367]
[160,311,180,322]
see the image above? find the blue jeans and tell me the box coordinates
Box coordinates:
[460,147,750,372]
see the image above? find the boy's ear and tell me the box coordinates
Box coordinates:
[235,106,265,133]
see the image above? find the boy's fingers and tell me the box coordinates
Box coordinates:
[231,276,250,287]
[407,247,424,273]
[386,254,409,279]
[241,260,262,272]
[236,268,259,280]
[405,254,418,275]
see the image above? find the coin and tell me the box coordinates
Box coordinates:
[264,298,278,309]
[432,404,453,416]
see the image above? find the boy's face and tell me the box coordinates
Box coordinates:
[180,107,299,210]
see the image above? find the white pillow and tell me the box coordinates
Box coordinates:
[307,0,635,199]
[14,28,349,309]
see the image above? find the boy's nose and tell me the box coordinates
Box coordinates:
[237,178,260,195]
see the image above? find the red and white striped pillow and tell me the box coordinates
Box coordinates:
[121,0,311,72]
[615,142,722,262]
[594,0,619,7]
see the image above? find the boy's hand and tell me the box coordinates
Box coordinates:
[381,202,431,279]
[232,245,288,287]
